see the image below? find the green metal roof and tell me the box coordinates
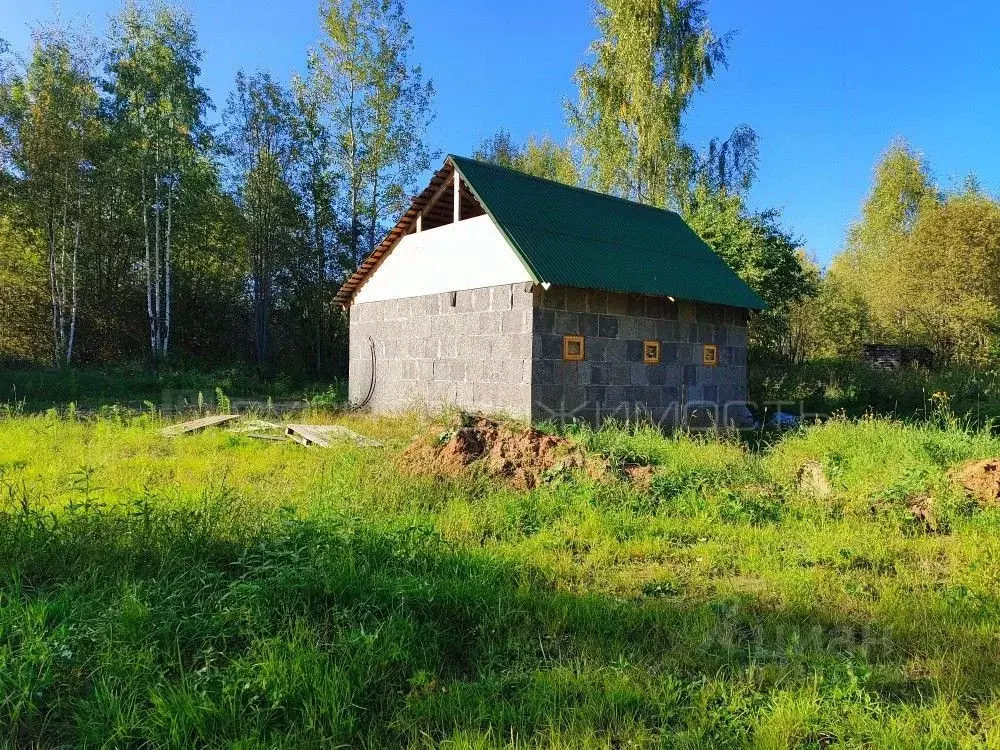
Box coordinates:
[449,155,766,311]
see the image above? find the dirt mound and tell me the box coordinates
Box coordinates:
[949,459,1000,505]
[623,464,657,490]
[401,414,591,490]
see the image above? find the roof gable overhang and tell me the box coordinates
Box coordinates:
[334,156,538,307]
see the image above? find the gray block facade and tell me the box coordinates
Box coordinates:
[531,287,748,427]
[348,283,535,417]
[349,283,749,425]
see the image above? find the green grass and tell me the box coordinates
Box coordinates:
[750,355,1000,425]
[4,409,1000,746]
[0,360,345,413]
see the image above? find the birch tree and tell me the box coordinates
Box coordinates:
[475,130,580,185]
[291,76,338,372]
[222,71,303,367]
[569,0,729,208]
[106,1,209,361]
[4,28,98,366]
[307,0,434,275]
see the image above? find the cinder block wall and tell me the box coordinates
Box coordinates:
[348,282,535,417]
[531,286,749,426]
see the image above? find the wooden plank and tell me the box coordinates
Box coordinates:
[161,414,239,437]
[305,425,383,448]
[245,433,286,442]
[285,424,332,448]
[285,424,382,448]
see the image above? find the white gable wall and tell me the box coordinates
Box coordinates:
[353,215,532,304]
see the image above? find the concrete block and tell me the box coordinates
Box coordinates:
[645,296,666,319]
[606,292,627,317]
[471,287,492,312]
[626,294,644,317]
[491,284,514,312]
[553,360,578,385]
[587,338,606,361]
[535,308,555,334]
[553,311,579,335]
[598,315,619,338]
[533,358,555,385]
[539,287,565,310]
[579,312,599,337]
[512,334,532,359]
[564,287,588,313]
[501,310,525,335]
[539,334,562,360]
[418,360,434,381]
[513,285,534,310]
[618,316,640,340]
[478,313,502,336]
[586,289,608,314]
[646,363,667,386]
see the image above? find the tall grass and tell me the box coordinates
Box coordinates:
[750,354,1000,424]
[4,409,1000,745]
[0,360,345,412]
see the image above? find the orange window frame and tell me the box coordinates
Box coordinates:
[563,335,585,361]
[643,340,661,364]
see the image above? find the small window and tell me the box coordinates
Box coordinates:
[563,335,585,361]
[703,344,718,367]
[643,340,661,364]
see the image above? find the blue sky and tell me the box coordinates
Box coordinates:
[3,0,1000,264]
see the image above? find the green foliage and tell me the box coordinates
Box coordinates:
[684,183,817,353]
[4,411,1000,744]
[750,354,1000,424]
[0,0,433,377]
[0,214,48,362]
[828,139,1000,366]
[569,0,729,207]
[474,130,579,185]
[0,362,340,412]
[2,25,100,366]
[307,0,436,268]
[894,191,1000,362]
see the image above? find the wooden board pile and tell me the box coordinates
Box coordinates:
[160,416,381,448]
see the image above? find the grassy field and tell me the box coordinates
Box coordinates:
[0,361,344,413]
[3,403,1000,746]
[750,355,1000,425]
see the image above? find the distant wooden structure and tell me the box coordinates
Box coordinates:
[862,344,934,372]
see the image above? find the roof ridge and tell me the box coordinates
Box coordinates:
[447,154,684,220]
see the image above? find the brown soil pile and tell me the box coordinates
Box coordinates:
[949,459,1000,505]
[401,414,592,490]
[623,464,657,490]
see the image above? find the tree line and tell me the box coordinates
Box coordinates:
[786,141,1000,368]
[18,0,969,378]
[0,0,433,374]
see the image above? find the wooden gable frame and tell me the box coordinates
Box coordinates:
[335,159,485,307]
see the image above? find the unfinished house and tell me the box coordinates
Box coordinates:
[335,155,766,426]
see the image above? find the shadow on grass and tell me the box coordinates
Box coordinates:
[0,495,996,746]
